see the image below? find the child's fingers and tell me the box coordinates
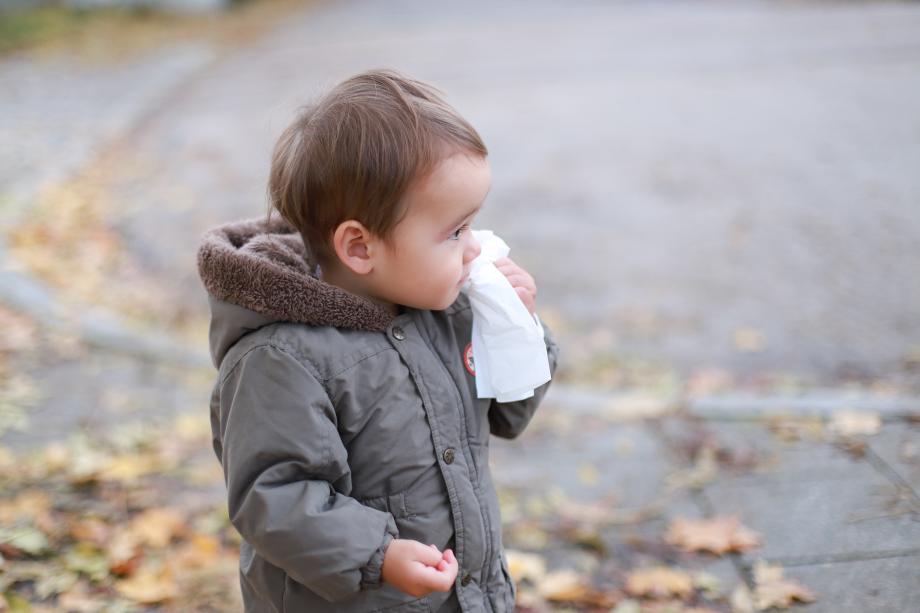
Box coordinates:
[419,558,458,592]
[413,541,444,566]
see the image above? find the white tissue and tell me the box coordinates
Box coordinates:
[460,230,551,402]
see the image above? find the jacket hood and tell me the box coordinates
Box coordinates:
[197,216,396,367]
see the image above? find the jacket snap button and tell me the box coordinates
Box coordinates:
[461,573,472,586]
[392,326,406,340]
[442,448,455,464]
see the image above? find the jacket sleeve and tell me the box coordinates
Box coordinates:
[488,314,560,439]
[216,344,399,602]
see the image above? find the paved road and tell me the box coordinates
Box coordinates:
[93,0,920,383]
[4,0,920,383]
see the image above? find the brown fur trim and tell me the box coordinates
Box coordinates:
[197,216,395,331]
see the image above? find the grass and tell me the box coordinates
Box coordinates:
[0,0,306,60]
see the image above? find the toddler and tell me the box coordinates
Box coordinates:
[197,68,559,612]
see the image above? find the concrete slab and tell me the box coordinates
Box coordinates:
[701,474,920,562]
[656,417,880,483]
[491,420,674,508]
[867,421,920,497]
[0,351,209,452]
[706,423,871,484]
[780,554,920,613]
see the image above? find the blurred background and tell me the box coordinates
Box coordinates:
[1,0,918,611]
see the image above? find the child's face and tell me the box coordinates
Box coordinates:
[373,152,490,312]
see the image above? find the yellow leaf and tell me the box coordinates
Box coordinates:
[99,453,160,482]
[175,412,211,442]
[0,490,51,523]
[130,507,187,548]
[115,563,177,604]
[536,570,584,601]
[174,534,223,569]
[505,549,547,584]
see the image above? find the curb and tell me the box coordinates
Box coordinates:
[544,384,919,421]
[0,267,211,369]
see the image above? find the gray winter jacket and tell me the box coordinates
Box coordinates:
[197,217,559,612]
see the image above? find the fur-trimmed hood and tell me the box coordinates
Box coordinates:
[196,216,396,367]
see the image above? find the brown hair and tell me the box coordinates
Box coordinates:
[267,68,488,265]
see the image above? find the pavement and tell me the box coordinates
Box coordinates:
[1,0,919,611]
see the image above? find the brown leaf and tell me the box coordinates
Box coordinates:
[752,560,817,609]
[105,529,143,576]
[69,518,112,548]
[624,566,694,599]
[665,515,761,555]
[536,570,619,608]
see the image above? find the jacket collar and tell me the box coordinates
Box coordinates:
[197,216,397,332]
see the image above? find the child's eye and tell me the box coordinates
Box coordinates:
[449,225,469,241]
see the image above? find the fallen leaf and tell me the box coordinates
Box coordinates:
[130,507,187,548]
[665,515,761,555]
[63,544,109,583]
[730,583,755,613]
[624,566,694,599]
[68,518,112,548]
[173,534,223,569]
[752,560,816,609]
[105,529,143,576]
[504,550,547,584]
[828,410,881,438]
[0,491,52,524]
[693,570,723,599]
[0,526,50,556]
[665,445,718,490]
[56,581,107,613]
[115,562,177,604]
[536,570,583,600]
[536,570,619,608]
[100,453,162,483]
[612,599,641,613]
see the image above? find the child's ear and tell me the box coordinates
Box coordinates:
[332,220,375,275]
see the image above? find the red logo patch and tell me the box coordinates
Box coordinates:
[463,342,475,376]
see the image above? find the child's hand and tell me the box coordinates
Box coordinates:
[494,257,537,315]
[381,540,458,597]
